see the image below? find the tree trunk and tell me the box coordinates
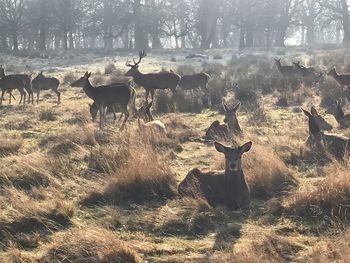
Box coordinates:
[39,0,47,50]
[12,31,18,51]
[239,24,245,50]
[134,0,148,50]
[63,31,68,50]
[341,0,350,46]
[69,31,74,49]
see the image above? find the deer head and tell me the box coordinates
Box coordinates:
[214,141,252,172]
[137,100,154,122]
[310,106,333,131]
[223,101,242,133]
[125,51,147,77]
[70,71,91,87]
[327,67,337,76]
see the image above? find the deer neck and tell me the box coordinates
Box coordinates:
[227,117,241,133]
[336,107,345,120]
[82,80,95,100]
[132,70,146,86]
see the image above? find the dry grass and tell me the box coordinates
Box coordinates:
[0,135,23,155]
[39,108,58,121]
[40,227,141,263]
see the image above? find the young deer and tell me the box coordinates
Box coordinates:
[326,99,350,128]
[32,72,60,104]
[178,141,252,210]
[274,58,299,78]
[302,108,350,159]
[137,100,154,122]
[205,102,242,142]
[0,70,26,105]
[310,106,333,131]
[178,72,211,93]
[71,72,132,129]
[125,51,180,102]
[0,66,33,104]
[327,67,350,89]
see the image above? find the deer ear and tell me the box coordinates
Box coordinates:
[147,100,153,109]
[232,102,241,112]
[214,141,227,154]
[240,141,252,154]
[222,102,228,112]
[310,106,318,116]
[302,108,312,118]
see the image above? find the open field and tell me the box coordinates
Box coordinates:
[0,48,350,262]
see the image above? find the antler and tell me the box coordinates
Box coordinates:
[126,51,147,68]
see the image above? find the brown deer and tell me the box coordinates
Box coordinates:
[178,141,252,210]
[89,86,137,122]
[274,58,299,78]
[302,108,350,159]
[0,72,26,105]
[0,66,33,104]
[125,51,180,102]
[310,106,333,131]
[178,72,211,93]
[293,61,321,85]
[205,102,242,142]
[137,100,154,122]
[326,99,350,128]
[327,67,350,89]
[71,72,132,129]
[32,72,60,104]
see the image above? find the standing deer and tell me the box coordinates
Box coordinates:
[205,102,242,142]
[70,72,132,129]
[178,72,211,93]
[327,67,350,89]
[0,66,33,104]
[178,141,252,211]
[326,99,350,128]
[302,108,350,159]
[32,72,60,104]
[125,51,180,102]
[0,71,26,105]
[274,58,299,78]
[293,61,320,85]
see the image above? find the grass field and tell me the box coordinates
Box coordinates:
[0,48,350,262]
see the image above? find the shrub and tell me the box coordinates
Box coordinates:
[320,78,348,107]
[104,63,116,75]
[176,65,196,76]
[39,108,57,121]
[62,72,76,85]
[40,228,141,263]
[0,135,23,155]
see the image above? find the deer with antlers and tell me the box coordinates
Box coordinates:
[125,51,180,103]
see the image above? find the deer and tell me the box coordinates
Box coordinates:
[125,51,180,102]
[178,141,252,211]
[0,72,26,105]
[71,72,132,129]
[89,85,137,122]
[205,102,242,142]
[32,72,60,104]
[302,108,350,159]
[293,61,321,85]
[137,100,154,122]
[0,66,33,104]
[326,99,350,128]
[178,72,211,93]
[310,106,333,131]
[327,67,350,89]
[274,58,299,78]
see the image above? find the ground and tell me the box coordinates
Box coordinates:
[0,48,349,263]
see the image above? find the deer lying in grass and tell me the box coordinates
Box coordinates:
[302,108,350,159]
[178,141,252,210]
[205,102,242,142]
[89,86,137,122]
[32,72,60,104]
[0,73,26,105]
[327,67,350,89]
[274,58,299,78]
[310,106,333,131]
[178,72,211,93]
[125,51,180,102]
[293,61,320,85]
[71,72,132,129]
[326,99,350,128]
[0,66,33,104]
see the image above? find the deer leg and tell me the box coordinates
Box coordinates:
[151,90,155,102]
[145,90,150,102]
[37,90,40,104]
[0,90,5,105]
[9,92,12,104]
[55,90,61,105]
[120,109,129,130]
[22,91,26,105]
[118,113,123,123]
[99,105,104,129]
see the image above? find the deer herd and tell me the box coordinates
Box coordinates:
[0,53,350,211]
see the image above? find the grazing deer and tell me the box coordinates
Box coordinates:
[274,58,299,78]
[326,99,350,128]
[125,51,180,102]
[327,67,350,89]
[89,86,137,122]
[302,108,350,159]
[178,72,211,93]
[178,141,252,210]
[0,66,33,104]
[32,72,60,104]
[205,102,242,142]
[310,106,333,131]
[0,74,26,105]
[293,61,320,85]
[71,72,132,129]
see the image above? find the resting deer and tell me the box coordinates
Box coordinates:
[0,66,33,104]
[310,106,333,131]
[293,61,320,85]
[302,108,350,159]
[125,51,180,102]
[32,72,60,104]
[274,58,299,78]
[0,73,26,105]
[71,72,132,129]
[178,72,211,93]
[178,141,252,210]
[205,102,242,142]
[89,86,137,122]
[326,99,350,128]
[327,67,350,89]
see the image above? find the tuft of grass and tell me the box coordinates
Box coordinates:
[0,135,23,155]
[62,72,77,85]
[39,108,58,122]
[40,227,141,263]
[104,63,116,75]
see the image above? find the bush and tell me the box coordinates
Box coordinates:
[0,135,23,155]
[320,78,348,107]
[104,63,116,75]
[62,72,77,85]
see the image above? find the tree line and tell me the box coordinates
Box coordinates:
[0,0,349,52]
